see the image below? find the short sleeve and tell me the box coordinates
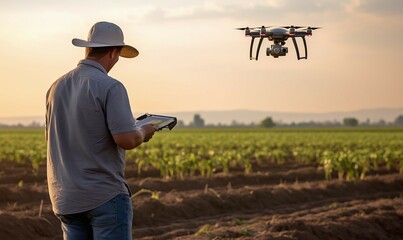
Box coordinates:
[105,82,136,135]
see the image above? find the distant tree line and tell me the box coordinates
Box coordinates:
[2,115,403,129]
[0,121,44,129]
[175,114,403,128]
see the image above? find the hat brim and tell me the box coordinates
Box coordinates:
[72,38,139,58]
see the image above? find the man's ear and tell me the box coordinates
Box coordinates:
[112,48,121,58]
[109,49,116,59]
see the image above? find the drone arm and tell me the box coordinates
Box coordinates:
[255,37,264,60]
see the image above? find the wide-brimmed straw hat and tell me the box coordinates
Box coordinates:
[72,21,138,58]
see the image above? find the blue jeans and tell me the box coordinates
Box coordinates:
[56,194,133,240]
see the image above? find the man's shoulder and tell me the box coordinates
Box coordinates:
[62,65,122,87]
[92,75,124,94]
[77,63,122,88]
[47,62,126,99]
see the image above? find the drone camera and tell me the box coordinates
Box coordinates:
[266,45,288,57]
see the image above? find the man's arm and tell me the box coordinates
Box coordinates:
[113,124,158,150]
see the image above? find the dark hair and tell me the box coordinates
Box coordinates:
[87,46,122,58]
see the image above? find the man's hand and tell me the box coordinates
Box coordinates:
[138,124,159,142]
[113,125,159,150]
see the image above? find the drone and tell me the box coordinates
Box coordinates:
[236,25,320,60]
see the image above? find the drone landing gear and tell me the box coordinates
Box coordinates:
[255,37,265,60]
[248,34,272,60]
[248,36,264,60]
[291,36,308,60]
[249,37,256,60]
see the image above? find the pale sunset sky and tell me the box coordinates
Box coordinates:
[0,0,402,118]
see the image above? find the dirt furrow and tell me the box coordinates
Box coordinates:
[136,196,403,239]
[132,174,403,238]
[0,161,402,240]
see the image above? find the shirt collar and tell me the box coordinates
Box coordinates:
[78,59,107,74]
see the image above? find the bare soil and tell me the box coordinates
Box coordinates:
[0,161,402,240]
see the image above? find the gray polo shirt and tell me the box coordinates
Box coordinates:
[46,59,136,215]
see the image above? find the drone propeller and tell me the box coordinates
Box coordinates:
[300,27,321,30]
[246,26,274,29]
[281,25,304,29]
[235,27,263,30]
[235,27,249,30]
[236,26,321,31]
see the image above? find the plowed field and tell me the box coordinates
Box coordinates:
[0,161,402,240]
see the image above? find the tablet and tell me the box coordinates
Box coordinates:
[136,113,177,130]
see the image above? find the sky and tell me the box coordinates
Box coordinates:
[0,0,402,118]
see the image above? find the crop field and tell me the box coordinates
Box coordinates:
[0,128,402,239]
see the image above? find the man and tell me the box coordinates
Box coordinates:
[46,21,158,240]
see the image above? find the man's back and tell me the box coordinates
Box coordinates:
[46,59,135,215]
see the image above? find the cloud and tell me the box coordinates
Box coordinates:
[133,0,403,25]
[133,0,348,23]
[353,0,403,15]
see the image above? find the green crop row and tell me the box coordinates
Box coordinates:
[127,129,403,180]
[0,128,402,180]
[0,129,46,173]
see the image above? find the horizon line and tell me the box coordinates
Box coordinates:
[1,106,403,119]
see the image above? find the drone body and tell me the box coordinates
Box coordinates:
[236,25,320,60]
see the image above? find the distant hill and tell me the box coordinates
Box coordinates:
[1,108,402,126]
